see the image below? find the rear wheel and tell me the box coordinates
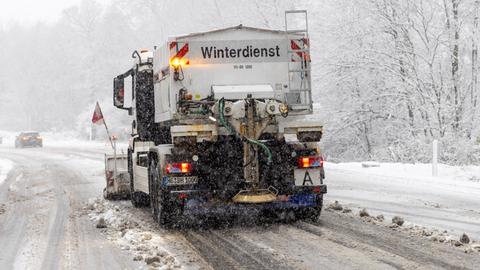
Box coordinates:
[149,156,160,222]
[148,156,175,226]
[295,196,323,221]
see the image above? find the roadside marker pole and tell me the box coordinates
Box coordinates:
[89,124,93,141]
[432,139,438,177]
[113,137,117,178]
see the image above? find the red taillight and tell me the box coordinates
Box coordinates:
[298,156,323,168]
[166,162,192,174]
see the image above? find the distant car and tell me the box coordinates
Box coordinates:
[15,132,43,148]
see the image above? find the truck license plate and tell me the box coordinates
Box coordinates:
[294,169,321,186]
[168,176,198,186]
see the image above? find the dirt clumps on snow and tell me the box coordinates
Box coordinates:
[326,200,480,256]
[143,233,153,241]
[388,223,399,229]
[96,217,107,228]
[460,233,470,244]
[361,161,380,168]
[392,216,404,226]
[359,208,369,217]
[145,256,161,265]
[328,201,343,211]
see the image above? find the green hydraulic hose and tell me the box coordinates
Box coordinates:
[218,98,273,164]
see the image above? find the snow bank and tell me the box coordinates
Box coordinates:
[325,161,480,239]
[86,198,205,270]
[326,205,480,254]
[0,158,14,185]
[326,162,480,183]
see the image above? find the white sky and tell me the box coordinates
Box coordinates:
[0,0,81,26]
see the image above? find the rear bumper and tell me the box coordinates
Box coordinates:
[171,184,327,217]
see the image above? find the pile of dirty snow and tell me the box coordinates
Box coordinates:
[85,198,205,270]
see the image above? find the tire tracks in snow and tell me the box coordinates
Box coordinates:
[293,211,480,270]
[183,229,294,270]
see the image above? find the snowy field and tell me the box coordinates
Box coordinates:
[326,162,480,239]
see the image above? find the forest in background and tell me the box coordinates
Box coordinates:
[0,0,479,164]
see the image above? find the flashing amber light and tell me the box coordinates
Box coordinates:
[170,57,188,68]
[171,57,181,68]
[181,163,189,173]
[302,157,310,168]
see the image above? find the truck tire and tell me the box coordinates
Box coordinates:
[131,192,143,208]
[295,196,323,221]
[148,156,160,222]
[103,188,112,200]
[128,149,142,207]
[148,157,175,226]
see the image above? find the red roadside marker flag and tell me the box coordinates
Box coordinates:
[92,102,104,125]
[91,101,114,149]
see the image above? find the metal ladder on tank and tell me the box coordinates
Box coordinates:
[285,10,313,112]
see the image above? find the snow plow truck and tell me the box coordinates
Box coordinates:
[113,10,326,225]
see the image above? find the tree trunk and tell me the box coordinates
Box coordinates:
[470,0,480,138]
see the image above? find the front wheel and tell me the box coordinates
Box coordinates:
[131,192,142,207]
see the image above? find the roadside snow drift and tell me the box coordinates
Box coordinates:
[0,158,14,185]
[86,198,207,270]
[326,162,480,239]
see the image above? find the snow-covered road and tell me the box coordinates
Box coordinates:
[326,162,480,239]
[0,139,479,269]
[0,143,142,270]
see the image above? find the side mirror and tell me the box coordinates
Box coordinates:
[113,77,125,108]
